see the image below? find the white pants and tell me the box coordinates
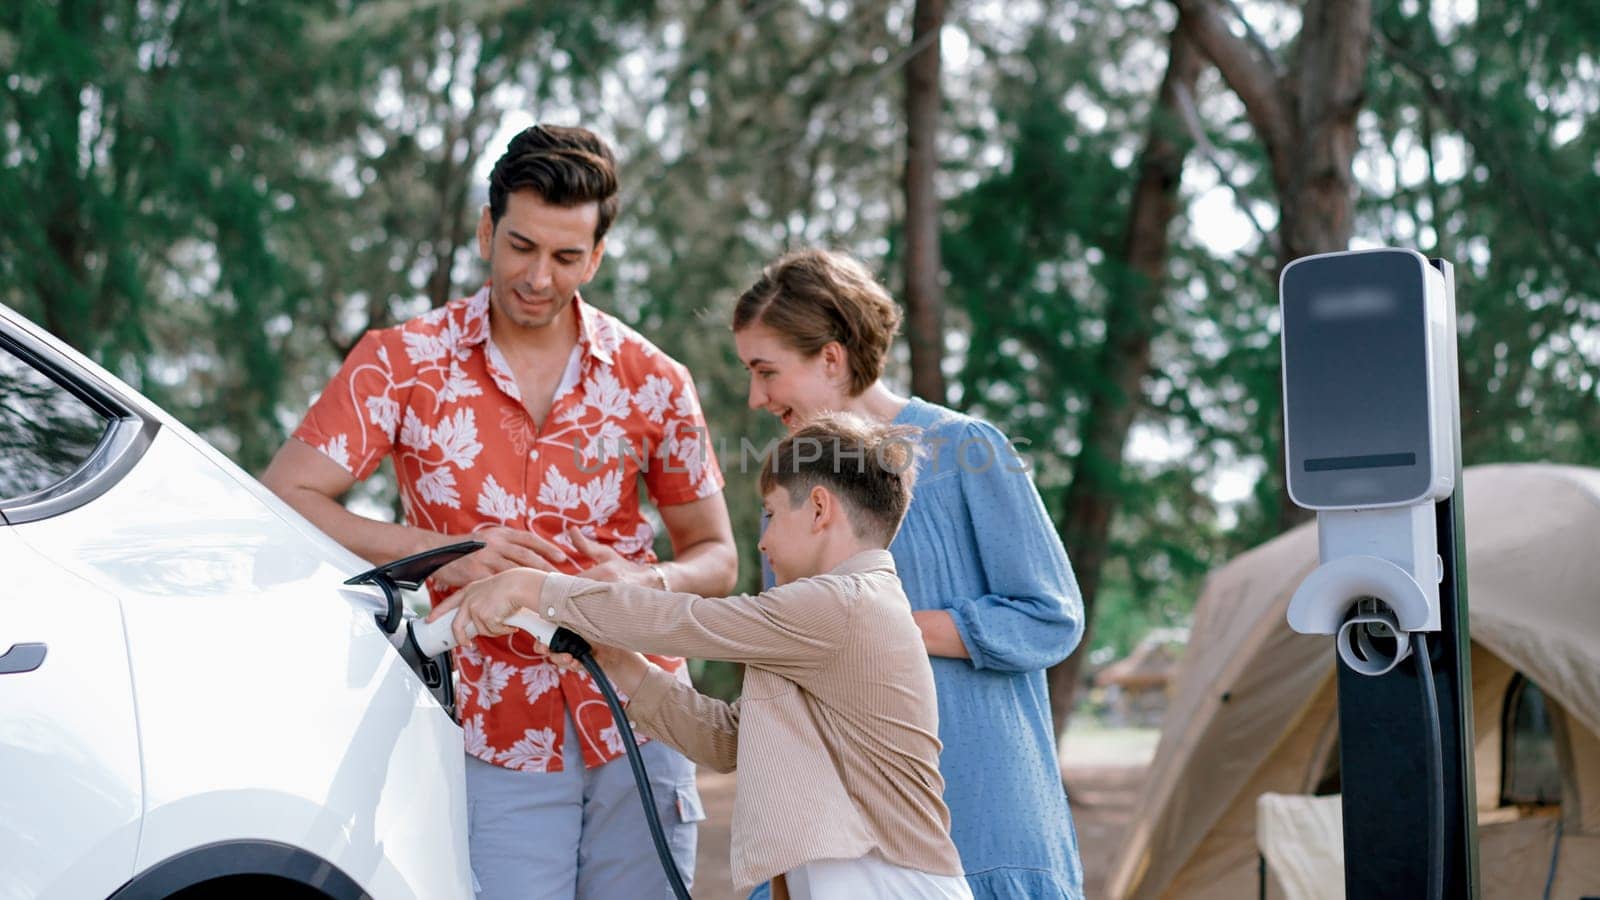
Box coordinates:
[786,852,972,900]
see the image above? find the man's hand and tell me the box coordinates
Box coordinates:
[445,567,549,646]
[565,526,657,587]
[429,526,572,590]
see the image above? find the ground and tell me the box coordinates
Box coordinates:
[689,727,1156,899]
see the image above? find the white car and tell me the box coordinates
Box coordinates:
[0,303,473,899]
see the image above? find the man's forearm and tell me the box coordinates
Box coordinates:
[276,484,441,565]
[654,537,738,596]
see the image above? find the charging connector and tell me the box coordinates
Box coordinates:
[1336,597,1414,676]
[408,610,693,900]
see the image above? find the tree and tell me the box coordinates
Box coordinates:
[942,8,1232,732]
[902,0,947,403]
[0,0,665,474]
[1369,0,1600,468]
[1176,0,1374,530]
[0,0,374,470]
[1046,19,1206,736]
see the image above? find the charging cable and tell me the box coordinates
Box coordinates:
[1341,610,1445,900]
[414,611,693,900]
[1412,631,1444,900]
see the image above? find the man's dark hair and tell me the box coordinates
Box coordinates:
[758,413,922,546]
[487,124,619,240]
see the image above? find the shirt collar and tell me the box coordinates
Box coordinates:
[829,549,897,577]
[458,285,617,368]
[573,293,618,366]
[456,287,493,349]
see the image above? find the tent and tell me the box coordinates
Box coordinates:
[1105,464,1600,899]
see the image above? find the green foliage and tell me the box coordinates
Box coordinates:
[1372,0,1600,466]
[5,0,1598,683]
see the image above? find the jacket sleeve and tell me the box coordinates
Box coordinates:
[624,665,740,773]
[538,572,855,680]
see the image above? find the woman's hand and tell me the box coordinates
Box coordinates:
[913,609,971,660]
[439,567,548,648]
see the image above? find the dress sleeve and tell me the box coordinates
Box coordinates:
[944,418,1085,672]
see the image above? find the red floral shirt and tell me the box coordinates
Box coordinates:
[294,287,724,771]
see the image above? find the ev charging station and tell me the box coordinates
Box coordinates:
[1280,248,1480,898]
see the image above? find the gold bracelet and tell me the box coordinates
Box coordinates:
[649,563,670,592]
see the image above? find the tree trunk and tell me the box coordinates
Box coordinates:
[902,0,946,404]
[1047,24,1205,738]
[38,2,93,347]
[1177,0,1372,532]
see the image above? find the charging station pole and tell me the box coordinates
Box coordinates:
[1334,259,1479,899]
[1280,251,1480,898]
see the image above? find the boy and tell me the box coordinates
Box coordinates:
[449,413,972,899]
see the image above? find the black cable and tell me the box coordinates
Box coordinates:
[1541,816,1564,900]
[557,629,692,900]
[1413,631,1445,900]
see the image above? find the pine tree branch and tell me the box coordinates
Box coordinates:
[1219,0,1281,77]
[1174,0,1294,188]
[1171,80,1277,258]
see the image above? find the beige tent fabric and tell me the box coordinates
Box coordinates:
[1256,794,1344,900]
[1254,804,1599,900]
[1257,799,1578,900]
[1544,834,1600,898]
[1478,815,1561,899]
[1106,464,1600,900]
[1461,466,1600,735]
[1469,648,1516,813]
[1558,706,1600,833]
[1106,520,1327,899]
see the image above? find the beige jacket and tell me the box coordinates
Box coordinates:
[537,550,963,893]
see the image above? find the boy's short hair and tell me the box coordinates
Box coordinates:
[758,413,921,546]
[487,124,619,240]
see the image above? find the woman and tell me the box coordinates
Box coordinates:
[732,248,1086,899]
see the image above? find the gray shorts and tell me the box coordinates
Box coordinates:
[466,710,702,900]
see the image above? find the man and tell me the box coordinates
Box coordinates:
[263,124,737,900]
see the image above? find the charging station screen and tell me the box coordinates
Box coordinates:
[1282,251,1434,507]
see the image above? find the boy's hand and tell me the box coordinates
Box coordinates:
[441,568,548,647]
[542,639,652,697]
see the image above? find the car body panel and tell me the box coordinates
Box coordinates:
[0,528,142,900]
[0,304,473,897]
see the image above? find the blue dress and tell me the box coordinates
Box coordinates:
[754,397,1086,899]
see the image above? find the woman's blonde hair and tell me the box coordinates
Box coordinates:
[732,248,903,396]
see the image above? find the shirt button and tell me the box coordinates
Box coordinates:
[529,449,538,461]
[547,608,557,617]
